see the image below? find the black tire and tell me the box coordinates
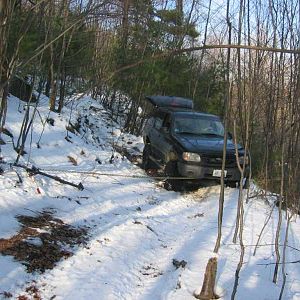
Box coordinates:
[164,161,184,191]
[142,144,156,170]
[226,181,239,188]
[227,177,249,189]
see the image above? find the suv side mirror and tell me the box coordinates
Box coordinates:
[228,132,233,139]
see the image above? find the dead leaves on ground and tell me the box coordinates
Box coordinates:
[0,210,89,273]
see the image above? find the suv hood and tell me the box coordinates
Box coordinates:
[174,134,244,156]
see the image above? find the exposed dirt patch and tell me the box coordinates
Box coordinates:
[0,210,89,273]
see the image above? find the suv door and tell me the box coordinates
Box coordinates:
[146,114,163,161]
[152,114,174,165]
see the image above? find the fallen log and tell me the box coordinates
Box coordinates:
[14,163,84,190]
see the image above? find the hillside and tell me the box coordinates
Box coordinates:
[0,96,299,300]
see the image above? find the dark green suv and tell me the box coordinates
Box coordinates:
[142,95,250,189]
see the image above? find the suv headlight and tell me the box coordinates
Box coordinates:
[238,155,249,165]
[182,152,201,162]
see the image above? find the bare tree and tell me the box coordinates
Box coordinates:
[213,0,232,254]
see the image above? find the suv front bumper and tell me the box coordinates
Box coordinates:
[177,161,249,182]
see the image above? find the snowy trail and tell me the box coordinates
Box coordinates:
[34,180,230,300]
[0,96,300,300]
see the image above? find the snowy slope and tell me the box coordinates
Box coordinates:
[0,95,299,300]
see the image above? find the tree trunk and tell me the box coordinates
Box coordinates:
[121,0,130,51]
[214,4,232,253]
[194,257,219,300]
[45,70,51,97]
[0,0,8,129]
[57,67,66,113]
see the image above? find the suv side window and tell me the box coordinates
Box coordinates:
[154,117,163,129]
[146,117,155,128]
[162,114,171,129]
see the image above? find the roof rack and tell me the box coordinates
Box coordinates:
[145,96,194,110]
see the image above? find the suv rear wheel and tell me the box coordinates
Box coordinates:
[142,144,156,170]
[227,177,250,189]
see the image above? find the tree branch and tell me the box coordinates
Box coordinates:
[14,163,84,190]
[110,44,300,79]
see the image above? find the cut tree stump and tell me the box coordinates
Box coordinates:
[194,257,219,300]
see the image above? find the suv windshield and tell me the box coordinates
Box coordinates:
[173,116,225,137]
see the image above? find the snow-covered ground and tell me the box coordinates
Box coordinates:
[0,95,299,299]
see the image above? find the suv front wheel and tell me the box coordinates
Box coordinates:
[164,161,184,191]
